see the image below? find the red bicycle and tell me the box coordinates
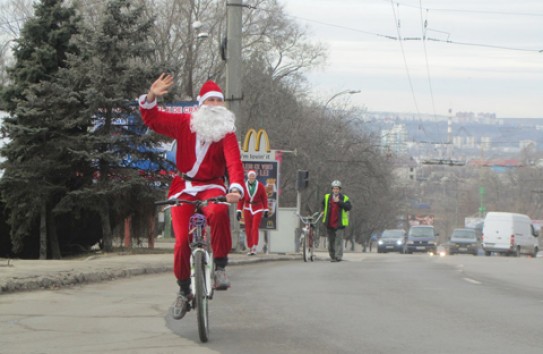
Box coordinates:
[297,212,323,262]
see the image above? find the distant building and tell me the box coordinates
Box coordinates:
[392,156,418,184]
[381,123,408,154]
[480,136,492,150]
[519,140,536,150]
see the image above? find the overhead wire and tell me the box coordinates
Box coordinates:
[282,6,541,53]
[418,1,437,119]
[278,1,542,147]
[381,0,543,17]
[389,0,423,119]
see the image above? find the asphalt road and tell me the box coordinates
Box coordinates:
[1,252,542,354]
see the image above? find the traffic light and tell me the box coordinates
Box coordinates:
[296,170,309,191]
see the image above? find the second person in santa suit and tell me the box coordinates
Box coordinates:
[237,170,269,255]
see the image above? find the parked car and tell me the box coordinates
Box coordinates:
[482,212,539,257]
[448,228,478,255]
[377,229,406,253]
[404,225,438,254]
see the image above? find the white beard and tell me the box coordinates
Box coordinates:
[190,105,236,143]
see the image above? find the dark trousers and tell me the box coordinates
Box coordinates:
[326,227,345,260]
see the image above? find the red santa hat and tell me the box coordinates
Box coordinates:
[247,170,257,178]
[197,80,224,106]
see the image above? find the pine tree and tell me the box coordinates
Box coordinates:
[53,0,162,252]
[0,0,80,258]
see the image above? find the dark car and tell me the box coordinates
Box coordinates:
[404,225,438,254]
[448,228,478,255]
[377,229,406,253]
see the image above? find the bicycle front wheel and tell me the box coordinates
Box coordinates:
[194,251,209,342]
[308,229,314,262]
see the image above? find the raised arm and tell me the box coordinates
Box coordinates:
[146,73,174,103]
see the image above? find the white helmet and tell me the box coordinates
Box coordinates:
[331,180,342,188]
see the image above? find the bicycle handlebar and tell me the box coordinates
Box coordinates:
[155,196,228,207]
[296,212,323,225]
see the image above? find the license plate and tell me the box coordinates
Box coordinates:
[459,247,467,251]
[416,246,426,250]
[386,246,394,249]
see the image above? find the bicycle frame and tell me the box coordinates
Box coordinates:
[155,196,228,343]
[297,212,323,262]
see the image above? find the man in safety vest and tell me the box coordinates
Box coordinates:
[322,180,352,262]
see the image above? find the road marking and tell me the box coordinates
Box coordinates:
[463,277,481,285]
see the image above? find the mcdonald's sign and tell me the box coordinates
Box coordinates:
[242,128,271,153]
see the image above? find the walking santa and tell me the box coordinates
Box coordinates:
[237,170,269,255]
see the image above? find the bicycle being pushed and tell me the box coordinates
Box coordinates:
[155,196,229,343]
[296,212,323,262]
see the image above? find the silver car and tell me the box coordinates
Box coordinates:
[377,229,406,253]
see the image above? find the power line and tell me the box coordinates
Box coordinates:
[281,10,541,53]
[390,0,422,118]
[383,0,543,17]
[418,1,437,119]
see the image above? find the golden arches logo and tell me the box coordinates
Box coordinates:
[242,128,271,153]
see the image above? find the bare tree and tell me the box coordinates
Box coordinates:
[0,0,34,90]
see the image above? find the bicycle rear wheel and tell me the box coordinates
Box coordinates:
[194,251,209,342]
[302,233,308,262]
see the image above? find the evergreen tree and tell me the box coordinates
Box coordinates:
[0,0,80,259]
[53,0,162,252]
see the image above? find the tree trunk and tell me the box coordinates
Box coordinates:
[147,213,155,249]
[123,215,132,249]
[47,207,61,259]
[39,201,47,259]
[100,204,113,252]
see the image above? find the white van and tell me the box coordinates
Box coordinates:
[482,212,539,257]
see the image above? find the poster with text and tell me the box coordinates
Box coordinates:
[239,161,278,230]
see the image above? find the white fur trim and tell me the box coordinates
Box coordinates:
[243,206,267,215]
[186,136,210,177]
[198,91,224,106]
[138,94,157,109]
[170,183,227,198]
[229,182,244,198]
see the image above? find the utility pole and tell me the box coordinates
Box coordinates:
[447,108,452,160]
[225,0,243,251]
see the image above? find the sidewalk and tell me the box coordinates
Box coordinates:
[0,248,299,295]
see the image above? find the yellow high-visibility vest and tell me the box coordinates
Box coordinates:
[322,193,350,227]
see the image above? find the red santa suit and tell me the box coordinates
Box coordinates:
[237,171,268,254]
[138,82,244,282]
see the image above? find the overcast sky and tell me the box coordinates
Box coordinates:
[283,0,543,118]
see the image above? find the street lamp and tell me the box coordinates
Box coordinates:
[186,20,209,99]
[314,89,362,219]
[324,89,361,108]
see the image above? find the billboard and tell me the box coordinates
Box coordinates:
[240,160,279,230]
[240,128,280,230]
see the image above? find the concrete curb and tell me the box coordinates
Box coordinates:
[0,253,300,295]
[0,264,172,294]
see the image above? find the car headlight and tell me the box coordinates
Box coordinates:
[396,239,404,245]
[378,240,383,245]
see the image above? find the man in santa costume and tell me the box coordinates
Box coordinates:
[237,170,269,255]
[139,73,244,320]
